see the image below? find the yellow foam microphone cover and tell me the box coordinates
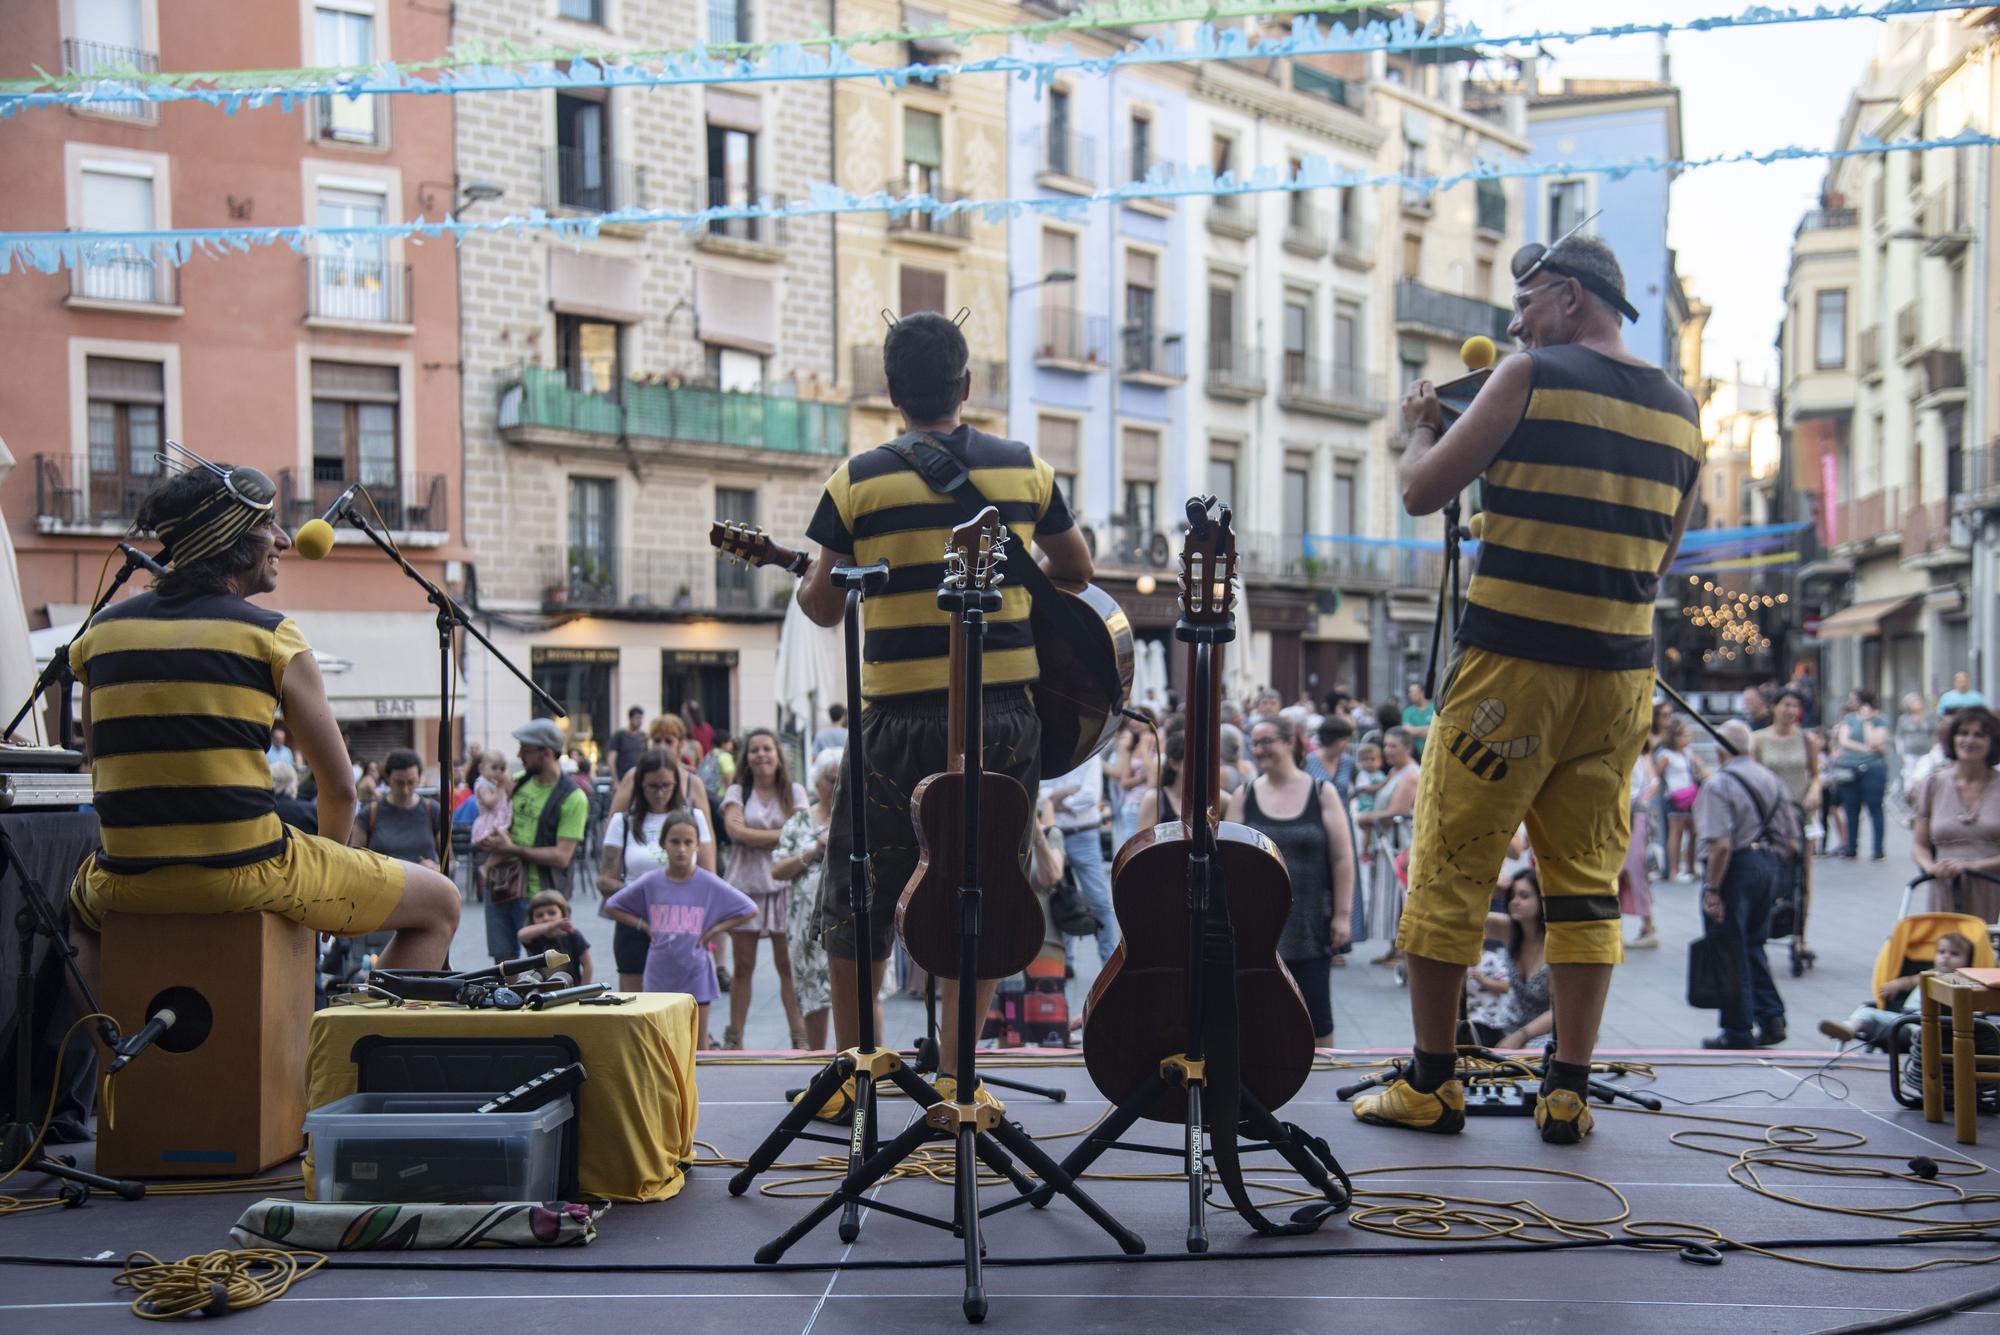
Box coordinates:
[1460,335,1497,371]
[293,518,336,561]
[1466,512,1487,540]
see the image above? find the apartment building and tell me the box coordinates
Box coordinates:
[0,0,464,767]
[453,0,839,757]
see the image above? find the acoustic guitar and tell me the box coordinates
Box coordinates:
[893,510,1045,981]
[709,519,1134,779]
[1081,502,1315,1122]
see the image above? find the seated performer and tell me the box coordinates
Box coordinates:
[796,310,1093,1112]
[1353,233,1702,1145]
[67,448,460,995]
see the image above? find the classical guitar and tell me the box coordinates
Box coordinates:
[709,517,1133,779]
[1081,500,1315,1122]
[893,509,1045,980]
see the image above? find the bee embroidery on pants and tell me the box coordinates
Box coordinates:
[1444,696,1541,782]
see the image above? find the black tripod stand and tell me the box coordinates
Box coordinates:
[739,557,1141,1323]
[909,975,1066,1103]
[0,823,144,1203]
[1422,497,1470,704]
[5,543,164,749]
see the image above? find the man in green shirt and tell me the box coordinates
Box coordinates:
[477,718,590,962]
[1401,682,1435,758]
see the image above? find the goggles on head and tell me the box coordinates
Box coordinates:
[1508,211,1640,324]
[150,439,277,568]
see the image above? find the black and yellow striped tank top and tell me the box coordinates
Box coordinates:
[72,589,309,873]
[805,426,1074,699]
[1460,344,1703,671]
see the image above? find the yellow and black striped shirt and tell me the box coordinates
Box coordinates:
[1461,345,1703,671]
[72,589,309,873]
[806,426,1074,699]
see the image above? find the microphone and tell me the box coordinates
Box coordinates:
[118,543,168,578]
[1460,335,1497,371]
[293,483,364,560]
[108,1007,177,1075]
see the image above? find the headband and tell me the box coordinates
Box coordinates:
[150,440,276,568]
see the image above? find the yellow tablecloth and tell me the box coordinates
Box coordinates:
[304,992,699,1203]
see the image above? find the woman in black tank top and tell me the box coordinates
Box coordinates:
[1226,716,1356,1045]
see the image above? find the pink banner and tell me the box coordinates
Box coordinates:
[1821,450,1839,547]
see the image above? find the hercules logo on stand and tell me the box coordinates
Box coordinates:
[1443,697,1542,782]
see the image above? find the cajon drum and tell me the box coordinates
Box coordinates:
[96,912,314,1177]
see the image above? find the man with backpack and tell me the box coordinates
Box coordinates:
[1694,720,1803,1050]
[477,720,590,963]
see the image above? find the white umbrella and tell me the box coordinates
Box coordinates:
[0,438,41,741]
[1225,573,1258,703]
[773,593,847,737]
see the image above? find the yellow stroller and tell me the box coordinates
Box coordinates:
[1877,909,2000,1111]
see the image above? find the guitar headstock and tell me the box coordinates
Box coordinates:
[944,506,1009,594]
[1178,496,1236,625]
[709,520,800,574]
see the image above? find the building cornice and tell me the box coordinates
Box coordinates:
[1375,81,1530,154]
[1193,66,1388,154]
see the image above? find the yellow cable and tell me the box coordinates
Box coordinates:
[114,1248,325,1320]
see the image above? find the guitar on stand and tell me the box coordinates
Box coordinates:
[1040,496,1350,1250]
[746,510,1143,1322]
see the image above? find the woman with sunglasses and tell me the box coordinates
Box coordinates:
[1352,230,1703,1149]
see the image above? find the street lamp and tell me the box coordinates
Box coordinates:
[1009,267,1076,296]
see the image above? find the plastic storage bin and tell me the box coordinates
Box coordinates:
[305,1092,574,1203]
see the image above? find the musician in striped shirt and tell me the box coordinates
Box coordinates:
[66,456,460,995]
[1352,234,1702,1147]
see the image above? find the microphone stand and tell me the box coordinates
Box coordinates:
[6,544,163,749]
[334,496,564,867]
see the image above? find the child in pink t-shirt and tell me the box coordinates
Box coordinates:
[604,811,756,1047]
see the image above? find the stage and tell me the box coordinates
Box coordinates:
[4,1050,1997,1333]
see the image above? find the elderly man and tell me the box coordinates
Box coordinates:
[1696,720,1802,1049]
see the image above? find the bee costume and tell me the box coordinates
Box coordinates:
[1396,341,1702,970]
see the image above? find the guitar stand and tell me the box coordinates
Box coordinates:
[913,975,1066,1104]
[733,564,1139,1321]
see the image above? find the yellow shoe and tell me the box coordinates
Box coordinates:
[932,1076,1003,1113]
[794,1075,857,1123]
[1534,1087,1593,1145]
[1353,1078,1466,1134]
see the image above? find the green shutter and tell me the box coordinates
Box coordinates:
[904,111,943,169]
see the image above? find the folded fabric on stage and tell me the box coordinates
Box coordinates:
[231,1199,599,1250]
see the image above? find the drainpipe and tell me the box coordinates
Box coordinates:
[828,0,840,391]
[1972,41,1994,696]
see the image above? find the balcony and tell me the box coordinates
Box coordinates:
[1292,64,1363,112]
[1858,325,1882,379]
[1085,518,1173,572]
[693,178,787,257]
[1038,131,1097,190]
[1395,280,1512,345]
[1119,327,1185,385]
[1281,204,1330,258]
[34,454,151,531]
[540,545,793,619]
[1920,188,1973,257]
[1797,206,1858,233]
[1900,498,1958,562]
[1400,186,1435,219]
[1920,349,1966,404]
[66,252,178,312]
[885,181,972,244]
[62,38,158,121]
[1034,306,1111,371]
[1206,193,1257,239]
[1836,487,1901,554]
[499,366,847,470]
[1896,301,1920,357]
[1205,341,1266,401]
[304,257,411,328]
[543,147,645,214]
[850,344,1006,416]
[1279,358,1387,422]
[1333,216,1374,270]
[278,468,448,540]
[1962,439,2000,513]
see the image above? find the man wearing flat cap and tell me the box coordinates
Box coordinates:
[477,716,590,962]
[1353,230,1703,1146]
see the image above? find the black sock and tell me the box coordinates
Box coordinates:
[1408,1047,1457,1094]
[1543,1058,1591,1097]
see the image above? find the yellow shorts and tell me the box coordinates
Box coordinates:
[69,830,407,937]
[1395,644,1653,968]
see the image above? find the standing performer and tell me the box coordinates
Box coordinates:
[66,450,461,994]
[796,311,1093,1110]
[1353,234,1701,1145]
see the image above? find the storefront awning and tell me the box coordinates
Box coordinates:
[1815,594,1920,640]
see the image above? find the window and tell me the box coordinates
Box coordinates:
[1283,466,1310,551]
[902,108,943,225]
[1047,87,1072,175]
[1475,177,1506,234]
[314,3,379,144]
[78,162,157,302]
[1208,455,1236,513]
[1039,416,1079,511]
[1040,228,1077,287]
[1547,179,1589,242]
[706,345,764,393]
[1337,186,1360,245]
[310,361,400,497]
[1816,290,1848,369]
[567,477,617,597]
[556,92,611,211]
[899,264,946,315]
[1123,249,1157,373]
[1401,231,1421,276]
[1401,354,1425,391]
[1128,112,1152,182]
[708,0,747,44]
[1287,157,1308,227]
[1334,301,1361,376]
[715,487,757,607]
[85,356,163,521]
[559,0,604,22]
[1123,481,1157,539]
[1211,134,1234,177]
[706,119,758,232]
[1475,255,1495,299]
[313,184,391,321]
[1333,462,1358,535]
[557,314,622,395]
[1121,426,1159,540]
[1208,279,1237,354]
[1283,295,1311,384]
[67,0,153,119]
[1401,136,1425,193]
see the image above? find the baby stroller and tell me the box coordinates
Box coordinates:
[1871,906,2000,1112]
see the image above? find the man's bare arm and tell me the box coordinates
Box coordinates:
[1399,353,1534,516]
[282,651,358,844]
[797,544,850,628]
